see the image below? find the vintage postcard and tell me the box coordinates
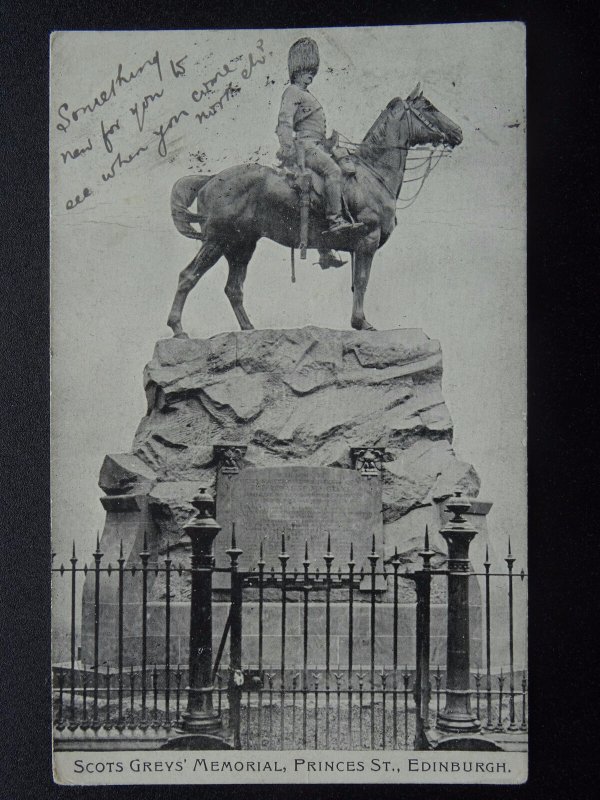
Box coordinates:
[50,24,527,785]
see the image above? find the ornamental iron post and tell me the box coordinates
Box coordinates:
[180,488,222,734]
[414,526,435,747]
[436,492,481,733]
[226,524,244,748]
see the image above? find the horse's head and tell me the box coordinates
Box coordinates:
[405,83,463,148]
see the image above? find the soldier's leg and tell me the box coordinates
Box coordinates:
[304,145,344,223]
[304,144,349,267]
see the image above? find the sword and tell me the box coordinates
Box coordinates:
[296,141,310,260]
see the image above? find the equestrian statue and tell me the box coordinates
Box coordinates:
[167,37,463,336]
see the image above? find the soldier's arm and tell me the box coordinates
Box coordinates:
[276,87,299,151]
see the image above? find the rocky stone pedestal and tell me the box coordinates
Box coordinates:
[81,327,495,668]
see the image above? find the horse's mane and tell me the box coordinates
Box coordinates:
[359,97,404,155]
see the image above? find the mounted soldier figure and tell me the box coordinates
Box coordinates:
[167,43,462,336]
[276,37,364,269]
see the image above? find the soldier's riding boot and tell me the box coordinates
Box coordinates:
[317,250,347,269]
[324,176,363,234]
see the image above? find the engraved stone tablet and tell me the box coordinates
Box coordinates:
[215,465,383,571]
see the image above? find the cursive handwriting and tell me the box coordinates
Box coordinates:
[241,39,265,80]
[66,186,92,210]
[55,50,163,132]
[195,82,241,126]
[191,62,237,103]
[57,39,270,206]
[169,54,187,78]
[130,90,164,132]
[101,145,149,181]
[100,118,121,154]
[61,137,93,163]
[152,109,190,157]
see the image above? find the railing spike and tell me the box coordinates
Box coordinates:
[371,532,376,553]
[350,541,354,561]
[72,540,76,558]
[507,536,512,556]
[260,539,264,560]
[327,531,331,552]
[231,522,237,549]
[281,531,286,553]
[96,530,100,550]
[424,524,430,550]
[143,529,148,551]
[485,543,489,561]
[305,540,309,560]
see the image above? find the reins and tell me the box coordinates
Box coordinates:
[288,99,453,284]
[337,100,452,209]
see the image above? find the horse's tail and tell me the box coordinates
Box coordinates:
[170,175,213,240]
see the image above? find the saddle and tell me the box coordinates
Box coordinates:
[279,132,361,259]
[282,132,357,199]
[285,161,356,206]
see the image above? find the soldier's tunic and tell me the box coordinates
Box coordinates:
[276,84,343,188]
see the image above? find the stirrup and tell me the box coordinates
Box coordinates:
[323,219,365,235]
[316,252,347,270]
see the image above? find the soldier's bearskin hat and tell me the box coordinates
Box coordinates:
[288,37,320,81]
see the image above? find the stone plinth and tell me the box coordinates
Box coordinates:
[81,327,493,668]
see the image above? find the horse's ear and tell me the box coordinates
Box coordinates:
[407,82,421,101]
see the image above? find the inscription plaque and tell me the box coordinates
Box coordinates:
[215,466,383,571]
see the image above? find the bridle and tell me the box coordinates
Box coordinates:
[345,99,451,205]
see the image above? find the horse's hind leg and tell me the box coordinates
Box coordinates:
[224,240,257,330]
[167,240,224,337]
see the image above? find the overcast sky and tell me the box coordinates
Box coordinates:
[50,23,526,572]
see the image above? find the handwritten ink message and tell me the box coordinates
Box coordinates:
[54,39,268,211]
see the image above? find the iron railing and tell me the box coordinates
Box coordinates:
[52,495,527,750]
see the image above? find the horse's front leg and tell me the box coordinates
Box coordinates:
[351,229,380,331]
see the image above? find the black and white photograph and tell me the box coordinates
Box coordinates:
[49,24,527,785]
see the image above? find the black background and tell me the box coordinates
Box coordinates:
[1,1,597,798]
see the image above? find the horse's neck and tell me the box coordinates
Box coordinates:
[374,145,407,199]
[359,111,408,198]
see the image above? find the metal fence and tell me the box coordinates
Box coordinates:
[52,491,527,751]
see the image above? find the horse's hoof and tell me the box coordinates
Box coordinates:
[351,318,377,331]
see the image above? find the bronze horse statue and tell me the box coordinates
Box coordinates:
[167,84,462,336]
